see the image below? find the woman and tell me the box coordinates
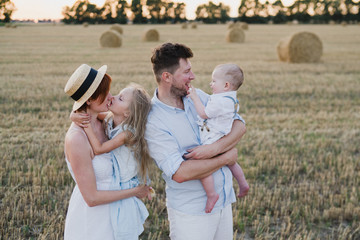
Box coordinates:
[63,64,151,240]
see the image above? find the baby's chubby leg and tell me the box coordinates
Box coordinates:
[200,176,219,213]
[228,163,249,198]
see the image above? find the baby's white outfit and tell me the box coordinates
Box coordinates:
[198,91,239,145]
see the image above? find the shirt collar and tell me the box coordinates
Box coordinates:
[152,88,186,113]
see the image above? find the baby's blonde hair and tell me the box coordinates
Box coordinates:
[214,63,244,90]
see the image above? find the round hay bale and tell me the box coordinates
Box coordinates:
[142,28,159,42]
[191,22,197,29]
[228,22,240,29]
[83,22,89,27]
[99,30,122,48]
[227,22,235,29]
[181,23,188,29]
[5,23,11,28]
[110,24,123,34]
[277,31,323,63]
[240,22,248,30]
[225,28,245,43]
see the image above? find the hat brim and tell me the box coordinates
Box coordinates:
[72,65,108,111]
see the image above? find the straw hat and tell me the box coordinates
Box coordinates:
[64,64,107,111]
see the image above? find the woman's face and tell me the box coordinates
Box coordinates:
[89,92,112,113]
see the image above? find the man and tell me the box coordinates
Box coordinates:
[145,43,246,240]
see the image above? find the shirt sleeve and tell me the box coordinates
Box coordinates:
[145,117,184,179]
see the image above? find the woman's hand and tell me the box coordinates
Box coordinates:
[70,111,90,128]
[134,185,152,200]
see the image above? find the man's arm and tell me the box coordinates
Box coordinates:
[172,148,238,183]
[184,120,246,160]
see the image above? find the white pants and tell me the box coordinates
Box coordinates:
[167,204,233,240]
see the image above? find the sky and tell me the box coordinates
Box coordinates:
[11,0,296,21]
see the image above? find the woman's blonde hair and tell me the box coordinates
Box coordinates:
[122,83,152,183]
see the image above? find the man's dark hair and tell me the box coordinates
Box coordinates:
[151,43,193,83]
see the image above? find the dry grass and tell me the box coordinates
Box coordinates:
[0,23,359,239]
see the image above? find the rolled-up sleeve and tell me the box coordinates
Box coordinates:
[145,119,184,178]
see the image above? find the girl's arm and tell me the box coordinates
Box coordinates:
[187,85,208,119]
[70,111,90,128]
[70,111,109,127]
[84,124,130,155]
[65,130,151,207]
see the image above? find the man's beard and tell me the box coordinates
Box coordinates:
[170,83,187,98]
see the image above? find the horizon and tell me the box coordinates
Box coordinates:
[11,0,296,21]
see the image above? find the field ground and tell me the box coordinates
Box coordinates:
[0,23,359,239]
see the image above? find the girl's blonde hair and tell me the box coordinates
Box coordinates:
[122,83,152,183]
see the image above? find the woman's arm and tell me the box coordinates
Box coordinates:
[83,125,129,155]
[65,131,150,207]
[184,120,246,160]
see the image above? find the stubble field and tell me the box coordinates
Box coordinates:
[0,23,359,239]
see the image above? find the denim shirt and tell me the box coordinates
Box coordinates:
[145,88,245,215]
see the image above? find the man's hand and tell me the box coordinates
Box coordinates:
[184,144,218,160]
[222,148,238,166]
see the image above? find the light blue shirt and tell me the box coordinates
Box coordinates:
[145,88,245,215]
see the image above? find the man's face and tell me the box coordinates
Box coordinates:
[170,58,195,97]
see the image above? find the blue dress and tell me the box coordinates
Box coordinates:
[107,118,149,240]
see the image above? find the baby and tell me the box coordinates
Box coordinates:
[187,63,249,213]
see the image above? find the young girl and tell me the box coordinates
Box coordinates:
[72,83,153,239]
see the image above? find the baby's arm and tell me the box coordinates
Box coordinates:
[187,85,209,119]
[84,125,129,155]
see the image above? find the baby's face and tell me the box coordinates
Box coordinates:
[210,68,227,94]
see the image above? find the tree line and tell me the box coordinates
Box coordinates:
[1,0,359,24]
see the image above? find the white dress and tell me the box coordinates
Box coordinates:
[64,127,115,240]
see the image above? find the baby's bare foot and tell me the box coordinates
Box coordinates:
[205,193,219,213]
[238,184,249,198]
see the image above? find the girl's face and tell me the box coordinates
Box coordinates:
[108,87,134,118]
